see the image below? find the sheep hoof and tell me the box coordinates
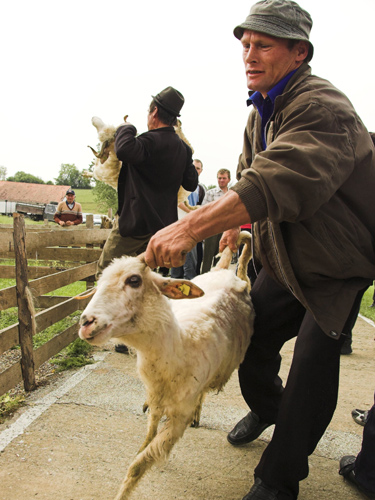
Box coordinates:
[143,402,149,413]
[190,419,200,428]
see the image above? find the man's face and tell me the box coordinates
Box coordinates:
[241,30,306,98]
[193,160,203,176]
[217,174,230,189]
[66,194,75,203]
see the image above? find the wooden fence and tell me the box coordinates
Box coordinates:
[0,215,111,396]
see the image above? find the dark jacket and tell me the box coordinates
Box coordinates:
[232,63,375,336]
[115,124,197,237]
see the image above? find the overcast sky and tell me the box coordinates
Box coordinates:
[1,0,375,188]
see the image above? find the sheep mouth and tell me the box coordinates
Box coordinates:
[80,323,113,345]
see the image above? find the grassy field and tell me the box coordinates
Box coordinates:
[74,189,98,213]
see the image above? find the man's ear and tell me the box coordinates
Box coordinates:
[150,273,205,300]
[296,41,309,61]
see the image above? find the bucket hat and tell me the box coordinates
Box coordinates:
[233,0,314,62]
[152,87,185,117]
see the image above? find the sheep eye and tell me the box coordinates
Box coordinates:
[125,275,142,288]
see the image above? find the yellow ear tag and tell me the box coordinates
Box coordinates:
[178,284,191,296]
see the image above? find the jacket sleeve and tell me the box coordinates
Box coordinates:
[74,202,83,225]
[232,97,358,224]
[54,203,63,224]
[114,124,151,164]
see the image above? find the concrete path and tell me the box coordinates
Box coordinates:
[0,316,374,500]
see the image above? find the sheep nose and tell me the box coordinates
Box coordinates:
[80,313,93,327]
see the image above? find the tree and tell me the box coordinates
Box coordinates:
[0,166,7,181]
[55,163,91,189]
[92,180,118,214]
[6,171,44,184]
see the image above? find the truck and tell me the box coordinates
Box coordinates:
[0,200,17,216]
[15,202,59,221]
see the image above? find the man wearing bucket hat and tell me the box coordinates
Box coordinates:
[144,1,375,498]
[97,86,197,277]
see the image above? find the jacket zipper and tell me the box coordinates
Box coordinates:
[268,220,297,298]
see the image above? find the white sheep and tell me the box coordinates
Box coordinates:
[85,116,125,189]
[86,116,195,208]
[78,231,255,499]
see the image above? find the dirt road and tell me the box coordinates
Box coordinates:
[0,316,373,500]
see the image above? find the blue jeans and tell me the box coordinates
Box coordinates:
[171,246,198,280]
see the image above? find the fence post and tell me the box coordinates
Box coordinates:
[13,213,36,391]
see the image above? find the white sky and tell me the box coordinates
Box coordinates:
[1,0,375,188]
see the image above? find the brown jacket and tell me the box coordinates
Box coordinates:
[232,63,375,336]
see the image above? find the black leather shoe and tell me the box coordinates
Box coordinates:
[242,478,279,500]
[227,411,272,446]
[339,455,375,499]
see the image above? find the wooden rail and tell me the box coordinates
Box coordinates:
[0,216,110,396]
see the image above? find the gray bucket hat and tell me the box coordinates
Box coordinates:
[233,0,314,62]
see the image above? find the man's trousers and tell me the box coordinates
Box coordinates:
[239,268,365,499]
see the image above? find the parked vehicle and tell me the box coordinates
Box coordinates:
[81,213,104,226]
[0,200,17,216]
[15,202,58,221]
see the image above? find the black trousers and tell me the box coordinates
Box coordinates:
[239,269,365,499]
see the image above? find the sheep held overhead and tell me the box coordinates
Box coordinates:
[85,115,195,207]
[78,231,255,500]
[85,116,127,190]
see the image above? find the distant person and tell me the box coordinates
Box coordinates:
[171,158,205,279]
[54,189,83,226]
[200,168,231,274]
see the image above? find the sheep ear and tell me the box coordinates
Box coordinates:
[151,274,204,300]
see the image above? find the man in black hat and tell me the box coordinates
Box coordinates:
[144,1,375,499]
[54,189,83,226]
[97,86,197,279]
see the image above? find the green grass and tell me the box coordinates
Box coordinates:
[74,189,98,214]
[0,278,94,365]
[0,393,25,424]
[0,214,40,225]
[359,285,375,322]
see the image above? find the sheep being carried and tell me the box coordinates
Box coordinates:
[86,115,196,209]
[78,231,255,499]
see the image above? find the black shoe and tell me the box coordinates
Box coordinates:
[352,408,369,426]
[227,411,272,446]
[242,478,279,500]
[339,455,375,499]
[115,344,129,354]
[340,336,352,355]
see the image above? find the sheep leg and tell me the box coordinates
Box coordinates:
[114,415,190,500]
[190,392,206,427]
[137,407,162,454]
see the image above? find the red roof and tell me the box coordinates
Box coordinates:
[0,181,71,204]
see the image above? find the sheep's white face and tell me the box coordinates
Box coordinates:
[79,257,149,345]
[78,255,204,346]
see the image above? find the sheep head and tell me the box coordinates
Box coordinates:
[78,255,204,346]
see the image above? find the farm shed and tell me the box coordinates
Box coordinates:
[0,181,70,206]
